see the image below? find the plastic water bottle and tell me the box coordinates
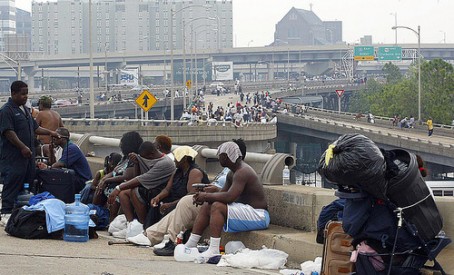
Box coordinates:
[282,165,290,186]
[64,194,90,242]
[15,183,34,208]
[176,231,184,244]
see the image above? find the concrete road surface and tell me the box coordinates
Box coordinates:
[0,229,282,275]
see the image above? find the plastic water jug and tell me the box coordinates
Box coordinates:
[15,183,34,208]
[64,194,90,242]
[174,244,200,262]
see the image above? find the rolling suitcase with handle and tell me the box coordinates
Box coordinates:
[37,168,77,203]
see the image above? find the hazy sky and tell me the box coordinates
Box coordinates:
[16,0,453,47]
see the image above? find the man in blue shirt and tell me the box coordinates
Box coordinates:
[0,81,59,226]
[37,127,93,193]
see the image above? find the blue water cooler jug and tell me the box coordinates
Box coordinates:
[15,183,34,208]
[64,194,90,242]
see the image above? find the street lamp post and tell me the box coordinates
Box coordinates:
[392,25,421,122]
[104,42,109,95]
[170,4,209,121]
[0,52,21,80]
[88,0,95,119]
[390,12,398,45]
[183,17,218,108]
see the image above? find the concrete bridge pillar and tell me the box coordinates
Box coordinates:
[23,66,40,93]
[289,142,297,158]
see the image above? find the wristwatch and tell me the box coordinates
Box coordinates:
[115,185,121,192]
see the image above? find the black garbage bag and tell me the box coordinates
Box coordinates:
[317,134,387,199]
[386,149,443,242]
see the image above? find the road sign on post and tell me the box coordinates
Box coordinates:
[377,46,402,61]
[335,89,345,97]
[135,89,157,112]
[354,46,375,61]
[335,89,344,114]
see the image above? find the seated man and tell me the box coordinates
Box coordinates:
[107,141,175,238]
[133,139,247,256]
[183,141,269,261]
[37,127,92,193]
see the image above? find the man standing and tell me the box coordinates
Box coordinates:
[427,117,434,136]
[0,81,59,225]
[35,96,64,145]
[183,141,269,261]
[37,127,93,194]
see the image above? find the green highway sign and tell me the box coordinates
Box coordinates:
[378,46,402,61]
[354,46,375,61]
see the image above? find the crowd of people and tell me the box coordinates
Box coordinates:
[181,90,290,127]
[0,80,270,263]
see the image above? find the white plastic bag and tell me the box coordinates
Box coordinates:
[225,241,246,254]
[217,246,288,269]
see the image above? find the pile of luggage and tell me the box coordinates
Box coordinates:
[317,134,451,275]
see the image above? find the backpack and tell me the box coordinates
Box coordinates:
[5,207,62,239]
[316,198,345,244]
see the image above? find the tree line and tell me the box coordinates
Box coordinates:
[348,59,454,125]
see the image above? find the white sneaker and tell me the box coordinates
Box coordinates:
[127,233,151,246]
[153,234,170,249]
[126,219,143,238]
[112,228,127,239]
[0,214,11,227]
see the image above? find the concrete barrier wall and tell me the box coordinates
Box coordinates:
[73,133,453,241]
[72,133,295,187]
[65,118,277,151]
[264,185,454,241]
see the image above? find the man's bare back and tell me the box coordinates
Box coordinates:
[36,109,63,144]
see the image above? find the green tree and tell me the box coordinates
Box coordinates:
[420,59,454,124]
[348,78,383,114]
[382,62,402,84]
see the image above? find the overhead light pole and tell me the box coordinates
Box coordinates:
[390,12,398,45]
[0,52,21,80]
[88,0,95,118]
[170,4,209,120]
[392,25,421,122]
[182,16,217,109]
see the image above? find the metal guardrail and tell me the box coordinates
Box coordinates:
[302,105,454,131]
[282,113,454,149]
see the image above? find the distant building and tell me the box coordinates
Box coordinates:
[0,0,17,52]
[4,9,32,53]
[273,7,342,46]
[360,35,373,45]
[31,0,233,56]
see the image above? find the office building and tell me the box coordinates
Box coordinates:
[31,0,233,55]
[0,0,17,52]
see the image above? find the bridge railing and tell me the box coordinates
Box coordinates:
[69,133,294,186]
[63,118,278,149]
[298,104,454,131]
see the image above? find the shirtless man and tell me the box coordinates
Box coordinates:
[35,96,63,145]
[182,141,269,260]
